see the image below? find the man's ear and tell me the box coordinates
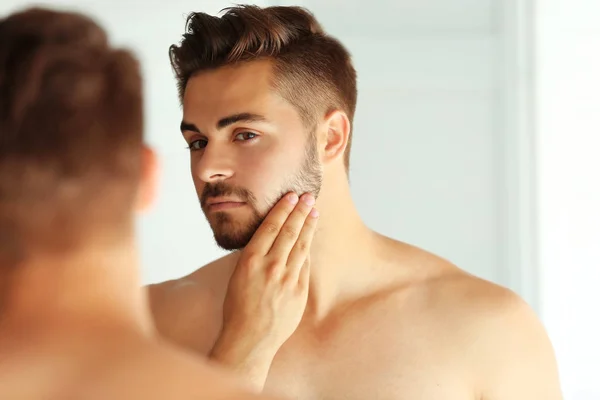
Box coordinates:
[321,110,351,165]
[135,145,159,213]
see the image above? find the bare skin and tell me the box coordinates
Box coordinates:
[0,234,282,400]
[150,238,562,400]
[148,59,563,400]
[0,321,268,400]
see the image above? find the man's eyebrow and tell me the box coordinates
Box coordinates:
[216,113,268,129]
[180,113,268,135]
[180,121,199,134]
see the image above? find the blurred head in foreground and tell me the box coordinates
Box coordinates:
[0,7,157,270]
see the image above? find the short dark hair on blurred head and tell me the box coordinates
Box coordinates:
[0,7,144,262]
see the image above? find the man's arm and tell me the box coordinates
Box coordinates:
[474,290,563,400]
[208,329,279,393]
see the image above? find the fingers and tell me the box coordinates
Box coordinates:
[283,206,318,282]
[297,258,310,289]
[244,192,300,256]
[287,252,311,289]
[268,193,316,261]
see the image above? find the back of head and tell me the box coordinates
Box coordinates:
[169,5,357,169]
[0,8,143,264]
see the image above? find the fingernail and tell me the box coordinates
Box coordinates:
[287,193,299,204]
[310,208,319,218]
[302,194,315,206]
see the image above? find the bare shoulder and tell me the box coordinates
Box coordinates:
[426,263,546,347]
[447,276,562,399]
[385,240,544,331]
[146,250,240,308]
[399,244,563,400]
[146,251,240,353]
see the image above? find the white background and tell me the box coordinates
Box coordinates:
[536,1,600,398]
[2,0,598,398]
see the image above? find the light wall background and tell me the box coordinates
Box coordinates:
[1,1,598,399]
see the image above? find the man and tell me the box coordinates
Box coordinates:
[149,5,563,399]
[0,7,306,399]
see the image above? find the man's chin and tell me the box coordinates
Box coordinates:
[212,223,259,251]
[213,232,253,251]
[204,205,266,250]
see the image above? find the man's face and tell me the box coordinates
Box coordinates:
[181,60,322,250]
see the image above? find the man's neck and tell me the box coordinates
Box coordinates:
[0,239,153,337]
[305,174,382,320]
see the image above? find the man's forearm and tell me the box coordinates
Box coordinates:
[209,333,277,392]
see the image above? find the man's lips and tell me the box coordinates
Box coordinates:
[205,198,246,211]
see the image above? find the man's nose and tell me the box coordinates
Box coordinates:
[194,144,234,183]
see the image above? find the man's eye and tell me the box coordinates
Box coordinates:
[187,139,207,150]
[234,132,258,141]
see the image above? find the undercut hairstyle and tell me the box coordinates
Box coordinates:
[169,5,357,170]
[0,8,144,263]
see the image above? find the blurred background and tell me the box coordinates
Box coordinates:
[1,0,598,398]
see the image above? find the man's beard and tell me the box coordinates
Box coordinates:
[200,134,322,251]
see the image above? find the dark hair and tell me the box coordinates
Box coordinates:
[169,5,357,170]
[0,7,144,260]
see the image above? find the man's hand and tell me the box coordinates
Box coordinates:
[209,192,319,391]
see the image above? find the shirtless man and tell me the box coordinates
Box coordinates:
[149,5,563,399]
[0,7,296,399]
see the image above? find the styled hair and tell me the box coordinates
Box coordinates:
[169,5,357,170]
[0,8,144,261]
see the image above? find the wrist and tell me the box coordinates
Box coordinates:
[209,329,278,392]
[210,328,278,366]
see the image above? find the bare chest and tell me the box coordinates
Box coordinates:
[262,315,475,400]
[181,282,479,400]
